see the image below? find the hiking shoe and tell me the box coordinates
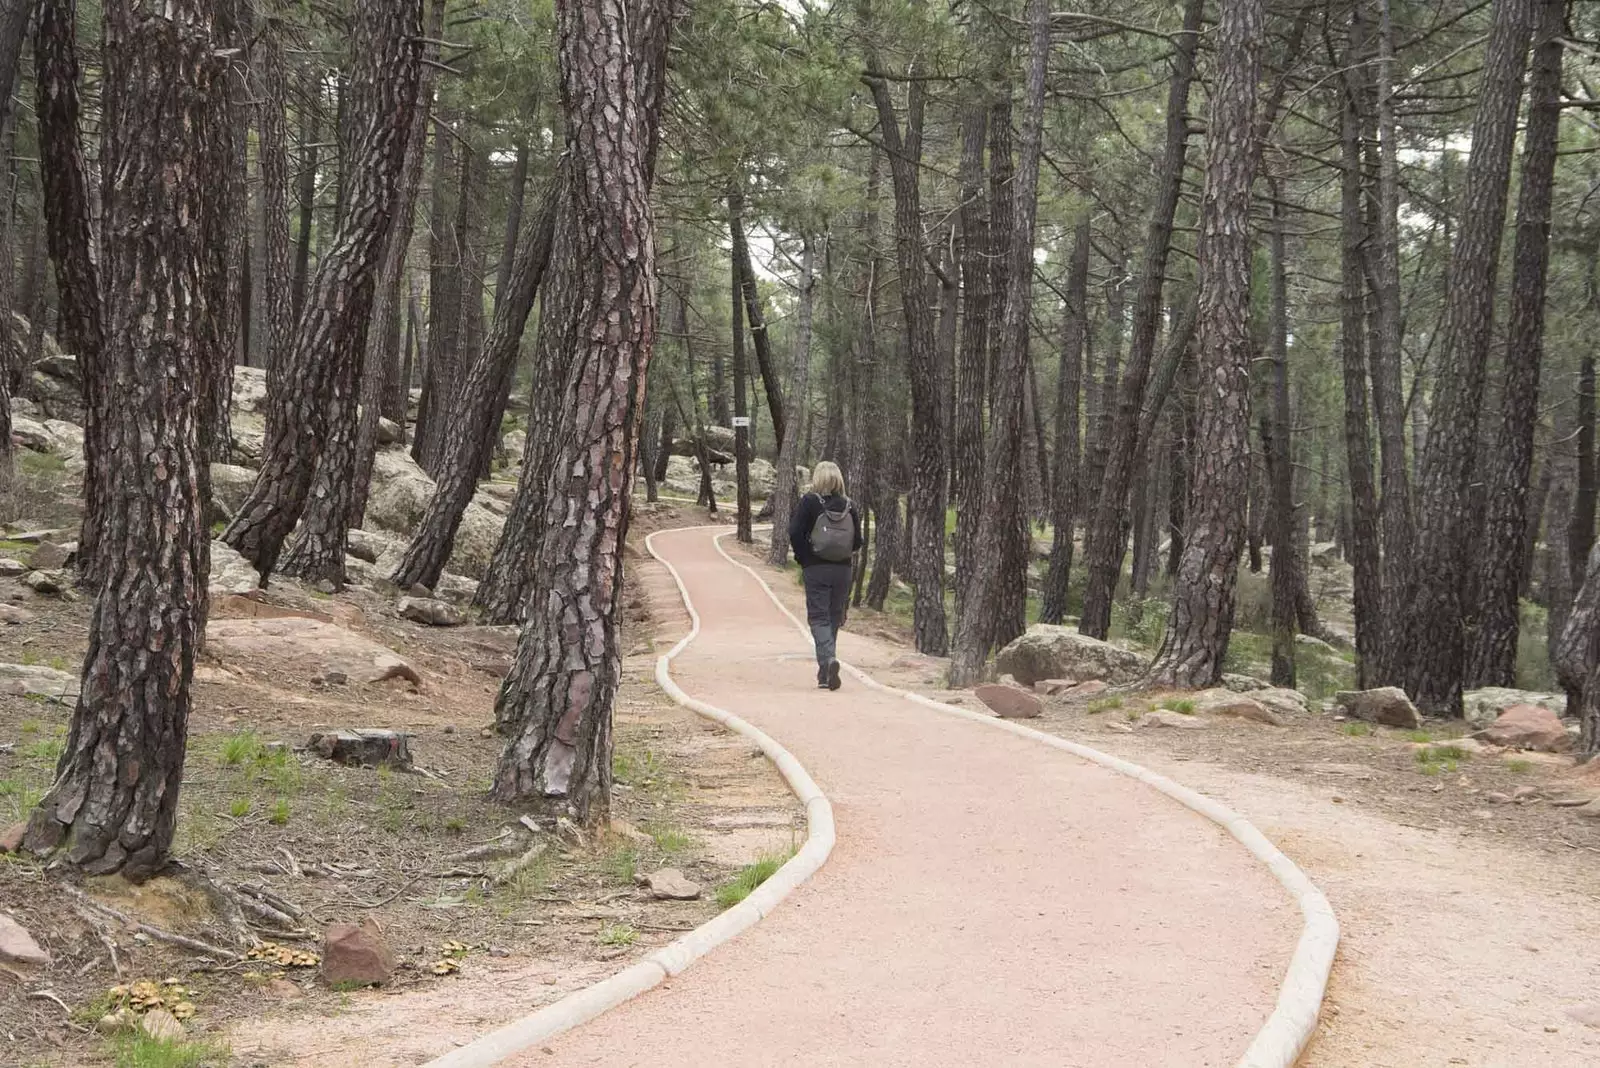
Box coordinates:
[826,660,842,691]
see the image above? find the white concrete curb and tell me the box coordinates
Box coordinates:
[714,529,1338,1068]
[422,525,834,1068]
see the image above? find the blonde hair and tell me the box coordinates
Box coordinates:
[810,461,846,498]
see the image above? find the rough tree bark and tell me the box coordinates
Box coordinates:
[866,55,949,656]
[254,1,293,378]
[24,0,218,878]
[1040,212,1090,624]
[1146,0,1262,689]
[732,192,786,450]
[290,96,317,321]
[220,0,423,581]
[416,136,482,477]
[35,0,107,582]
[200,0,246,465]
[389,174,559,591]
[1079,0,1204,640]
[1399,0,1532,715]
[492,0,671,818]
[348,0,447,531]
[0,0,31,489]
[768,235,815,566]
[1467,0,1565,687]
[948,0,1048,684]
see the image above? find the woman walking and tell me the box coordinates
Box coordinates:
[787,462,865,690]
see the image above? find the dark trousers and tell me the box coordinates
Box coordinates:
[802,563,852,674]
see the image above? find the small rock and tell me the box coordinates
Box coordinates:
[322,917,397,987]
[1192,689,1284,726]
[141,1008,184,1042]
[323,670,350,686]
[1484,791,1513,805]
[489,946,511,959]
[0,822,24,853]
[0,604,37,625]
[1334,687,1422,729]
[22,570,64,595]
[398,596,465,627]
[1064,680,1109,699]
[408,583,433,598]
[264,978,305,1001]
[974,683,1044,719]
[313,579,337,595]
[0,558,25,577]
[1139,709,1209,730]
[1480,704,1570,753]
[376,417,402,446]
[27,540,72,570]
[97,1008,135,1034]
[1032,678,1077,696]
[645,868,702,901]
[1104,720,1134,734]
[1513,785,1541,803]
[1576,799,1600,820]
[442,723,456,735]
[0,913,49,965]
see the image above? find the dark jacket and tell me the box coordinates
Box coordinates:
[789,492,865,568]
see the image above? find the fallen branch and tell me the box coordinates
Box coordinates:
[490,842,550,886]
[28,989,72,1016]
[64,887,241,962]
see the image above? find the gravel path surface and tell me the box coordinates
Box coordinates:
[512,528,1299,1067]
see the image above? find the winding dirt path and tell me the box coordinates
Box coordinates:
[513,527,1300,1067]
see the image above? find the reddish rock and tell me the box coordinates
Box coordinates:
[975,684,1044,719]
[0,821,26,853]
[1481,704,1571,753]
[1064,680,1109,699]
[1032,679,1077,696]
[322,918,396,987]
[0,913,49,966]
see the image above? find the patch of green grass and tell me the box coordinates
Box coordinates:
[17,451,66,477]
[715,852,790,909]
[1506,758,1534,774]
[1416,743,1470,764]
[268,799,291,826]
[646,822,692,856]
[1086,696,1124,715]
[445,815,467,834]
[20,736,63,763]
[1169,699,1196,716]
[612,747,665,786]
[47,655,67,672]
[0,539,34,555]
[228,798,252,819]
[596,923,638,947]
[0,777,44,820]
[219,731,260,767]
[604,845,638,884]
[109,1033,230,1068]
[1417,760,1443,777]
[1339,721,1372,737]
[18,718,42,735]
[18,648,38,666]
[1406,729,1435,744]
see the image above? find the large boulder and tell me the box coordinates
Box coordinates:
[1480,704,1571,753]
[1191,688,1284,726]
[0,662,80,703]
[229,419,266,464]
[499,428,526,461]
[321,918,396,987]
[994,625,1146,687]
[207,616,420,687]
[210,539,262,594]
[231,366,268,414]
[449,502,505,580]
[365,448,436,533]
[1334,687,1422,729]
[10,416,53,453]
[1462,687,1567,731]
[210,463,258,516]
[11,416,82,458]
[662,455,702,498]
[749,458,776,497]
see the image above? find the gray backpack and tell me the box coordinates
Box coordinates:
[809,497,854,563]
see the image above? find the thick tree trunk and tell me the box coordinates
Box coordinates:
[866,61,948,656]
[866,494,900,611]
[1040,214,1090,624]
[219,0,423,581]
[492,0,670,818]
[0,0,30,490]
[1338,49,1382,688]
[729,190,754,542]
[348,0,447,532]
[768,235,815,566]
[1400,0,1533,715]
[35,0,107,583]
[200,0,247,466]
[1079,0,1204,640]
[949,0,1048,684]
[732,195,785,451]
[24,0,217,879]
[1572,327,1596,592]
[255,3,293,378]
[653,403,674,486]
[1468,0,1565,687]
[389,175,559,591]
[1147,0,1262,689]
[495,145,531,310]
